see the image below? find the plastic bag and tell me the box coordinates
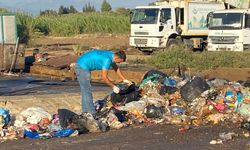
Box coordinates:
[111,83,140,105]
[58,109,77,129]
[117,101,146,112]
[163,77,177,87]
[18,107,52,124]
[0,108,11,128]
[51,129,75,137]
[24,130,40,139]
[144,105,165,118]
[238,104,250,117]
[180,76,210,102]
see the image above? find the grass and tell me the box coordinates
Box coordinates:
[147,46,250,70]
[15,12,130,43]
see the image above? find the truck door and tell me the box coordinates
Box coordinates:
[243,13,250,50]
[160,8,175,34]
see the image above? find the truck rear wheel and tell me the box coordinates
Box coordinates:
[142,51,153,55]
[183,39,193,51]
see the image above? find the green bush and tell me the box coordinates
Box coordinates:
[147,47,250,70]
[147,47,194,68]
[16,13,37,43]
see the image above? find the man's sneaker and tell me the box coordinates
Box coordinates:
[98,117,109,132]
[72,113,100,133]
[82,113,101,133]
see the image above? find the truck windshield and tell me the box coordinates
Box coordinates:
[209,13,243,30]
[131,8,159,24]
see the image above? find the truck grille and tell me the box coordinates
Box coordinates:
[134,32,149,35]
[209,36,238,44]
[134,38,147,45]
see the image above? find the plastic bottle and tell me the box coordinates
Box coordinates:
[117,101,146,112]
[98,118,109,132]
[235,91,243,110]
[224,87,235,110]
[170,106,185,115]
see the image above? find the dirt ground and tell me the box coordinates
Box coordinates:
[30,33,130,52]
[28,34,250,82]
[1,124,249,150]
[26,33,150,81]
[1,34,250,149]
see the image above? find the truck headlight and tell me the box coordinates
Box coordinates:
[232,36,240,43]
[234,38,239,43]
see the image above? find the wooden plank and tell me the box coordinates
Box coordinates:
[3,44,25,71]
[0,44,3,69]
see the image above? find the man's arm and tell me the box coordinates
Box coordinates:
[111,63,126,81]
[102,69,115,87]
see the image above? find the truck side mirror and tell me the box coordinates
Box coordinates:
[206,12,213,28]
[175,7,180,25]
[130,10,134,22]
[244,14,250,28]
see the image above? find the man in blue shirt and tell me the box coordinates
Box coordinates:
[75,49,132,132]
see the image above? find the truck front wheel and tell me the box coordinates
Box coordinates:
[165,39,183,50]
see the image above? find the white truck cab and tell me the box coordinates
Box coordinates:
[130,5,177,51]
[207,9,250,51]
[130,1,225,53]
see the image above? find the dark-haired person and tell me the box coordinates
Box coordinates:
[75,49,132,132]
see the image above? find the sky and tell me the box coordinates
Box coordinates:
[0,0,156,15]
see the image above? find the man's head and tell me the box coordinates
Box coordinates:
[113,50,126,63]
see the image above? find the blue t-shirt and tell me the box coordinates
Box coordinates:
[77,50,114,71]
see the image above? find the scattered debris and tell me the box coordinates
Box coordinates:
[1,69,250,143]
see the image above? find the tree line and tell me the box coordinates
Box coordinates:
[40,0,130,16]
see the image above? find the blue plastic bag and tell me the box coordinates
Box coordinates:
[51,129,75,137]
[24,130,40,139]
[164,77,177,87]
[0,108,11,128]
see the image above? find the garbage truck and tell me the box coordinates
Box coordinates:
[129,0,226,53]
[207,9,250,51]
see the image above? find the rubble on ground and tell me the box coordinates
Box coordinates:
[1,70,250,143]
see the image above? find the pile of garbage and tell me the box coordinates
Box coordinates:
[106,70,250,127]
[1,70,250,142]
